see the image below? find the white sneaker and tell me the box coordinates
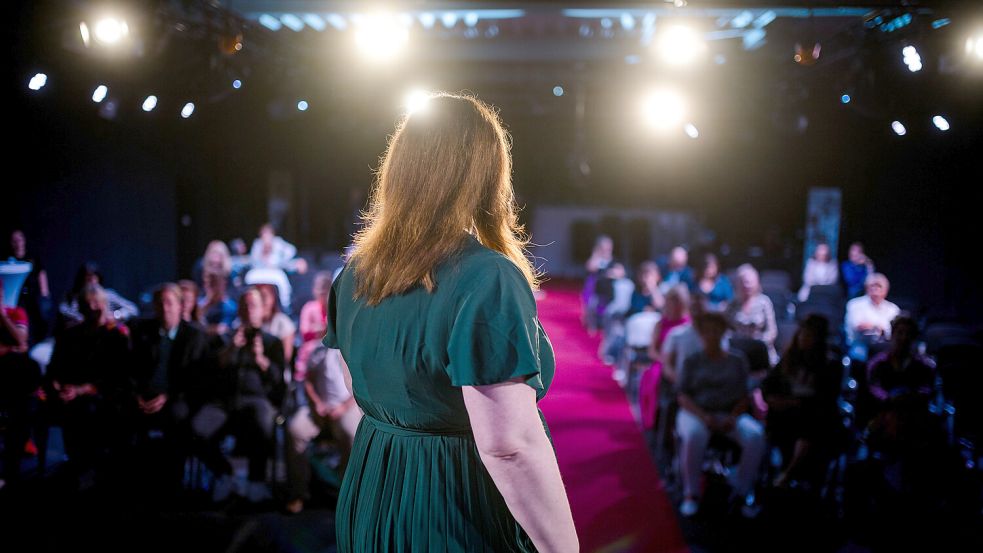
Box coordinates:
[246,481,272,503]
[212,474,238,502]
[680,498,699,517]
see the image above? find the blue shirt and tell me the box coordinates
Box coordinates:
[841,261,869,298]
[699,275,734,310]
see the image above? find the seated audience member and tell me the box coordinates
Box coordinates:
[296,271,332,381]
[257,283,296,367]
[193,241,233,291]
[285,346,361,514]
[867,315,944,486]
[762,315,842,487]
[597,262,633,364]
[661,299,706,389]
[47,284,130,478]
[247,223,307,310]
[199,269,237,336]
[867,315,935,418]
[582,235,617,333]
[845,273,900,361]
[640,286,692,430]
[190,287,285,503]
[127,284,211,489]
[228,238,251,289]
[728,263,779,365]
[696,253,733,312]
[1,286,42,485]
[841,242,874,299]
[7,229,51,345]
[660,246,695,293]
[797,242,839,302]
[177,279,202,325]
[627,261,665,317]
[676,312,765,517]
[57,262,138,332]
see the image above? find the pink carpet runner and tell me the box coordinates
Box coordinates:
[537,284,689,553]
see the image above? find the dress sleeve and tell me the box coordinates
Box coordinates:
[322,267,343,350]
[446,257,544,394]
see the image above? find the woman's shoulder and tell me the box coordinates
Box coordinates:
[446,236,525,280]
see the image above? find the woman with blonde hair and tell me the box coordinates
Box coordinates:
[201,241,232,280]
[324,93,577,552]
[728,263,779,365]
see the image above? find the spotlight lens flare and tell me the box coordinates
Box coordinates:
[355,13,409,60]
[891,121,906,136]
[142,95,157,112]
[902,45,922,72]
[404,89,432,115]
[181,102,195,119]
[933,115,950,131]
[644,89,687,130]
[684,123,699,139]
[94,17,129,44]
[92,85,108,103]
[656,26,706,66]
[29,73,47,91]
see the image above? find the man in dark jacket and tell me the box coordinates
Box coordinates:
[128,283,212,490]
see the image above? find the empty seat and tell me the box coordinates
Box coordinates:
[760,270,792,293]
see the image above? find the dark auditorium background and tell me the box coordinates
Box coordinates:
[7,1,983,324]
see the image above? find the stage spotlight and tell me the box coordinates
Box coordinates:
[644,89,687,130]
[553,86,564,97]
[28,73,47,91]
[355,13,409,61]
[232,79,242,89]
[903,45,922,72]
[933,115,950,131]
[841,94,851,104]
[142,95,157,112]
[94,16,129,45]
[297,100,309,111]
[655,26,706,66]
[92,85,108,103]
[967,34,983,60]
[891,121,906,136]
[404,89,431,115]
[181,102,195,119]
[684,123,699,139]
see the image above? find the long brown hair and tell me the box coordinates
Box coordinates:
[349,92,539,305]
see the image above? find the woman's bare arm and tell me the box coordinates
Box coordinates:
[463,380,578,553]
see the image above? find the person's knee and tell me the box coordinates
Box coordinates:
[737,416,766,447]
[191,407,226,439]
[677,414,710,445]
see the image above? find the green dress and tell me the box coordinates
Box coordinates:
[323,234,556,552]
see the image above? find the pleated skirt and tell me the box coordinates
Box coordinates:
[335,416,537,553]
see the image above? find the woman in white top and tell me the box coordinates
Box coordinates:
[247,224,308,309]
[797,243,839,302]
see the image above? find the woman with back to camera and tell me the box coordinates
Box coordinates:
[324,93,577,552]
